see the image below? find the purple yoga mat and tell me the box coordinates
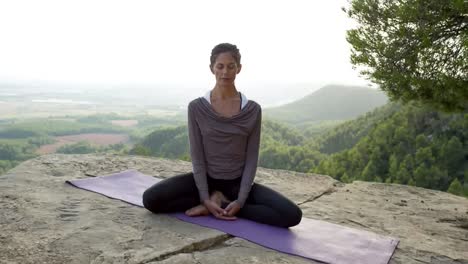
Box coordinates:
[66,169,399,264]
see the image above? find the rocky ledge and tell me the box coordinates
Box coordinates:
[0,154,467,264]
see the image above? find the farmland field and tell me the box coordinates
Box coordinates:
[110,120,138,127]
[37,133,130,154]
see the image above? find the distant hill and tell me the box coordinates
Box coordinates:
[264,85,388,124]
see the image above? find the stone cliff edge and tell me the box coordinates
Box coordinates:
[1,154,467,264]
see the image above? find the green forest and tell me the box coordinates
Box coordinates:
[315,104,467,195]
[129,101,468,197]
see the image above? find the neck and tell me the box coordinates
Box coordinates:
[212,84,238,99]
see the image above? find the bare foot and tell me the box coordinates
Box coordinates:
[185,191,231,217]
[185,204,209,216]
[210,191,230,206]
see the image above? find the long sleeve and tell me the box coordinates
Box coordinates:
[187,102,209,202]
[236,107,262,207]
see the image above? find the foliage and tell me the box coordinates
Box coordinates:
[1,119,126,136]
[300,120,346,138]
[315,103,468,196]
[1,99,466,200]
[132,126,189,160]
[56,141,128,154]
[345,0,468,111]
[259,144,322,172]
[448,178,464,196]
[310,103,401,154]
[0,159,18,174]
[134,102,467,198]
[76,113,121,124]
[131,118,323,171]
[135,115,185,128]
[0,113,179,174]
[27,136,56,147]
[57,141,97,154]
[131,144,151,156]
[0,142,36,173]
[261,120,305,146]
[0,128,41,138]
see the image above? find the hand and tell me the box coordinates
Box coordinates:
[225,201,241,217]
[203,199,237,220]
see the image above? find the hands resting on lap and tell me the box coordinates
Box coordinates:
[185,191,241,220]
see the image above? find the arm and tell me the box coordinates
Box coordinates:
[236,107,262,207]
[187,102,209,203]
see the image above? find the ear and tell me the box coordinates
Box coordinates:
[209,65,214,74]
[237,64,242,74]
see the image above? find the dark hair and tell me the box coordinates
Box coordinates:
[210,43,241,68]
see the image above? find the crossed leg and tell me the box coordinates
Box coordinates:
[185,191,230,216]
[142,173,302,228]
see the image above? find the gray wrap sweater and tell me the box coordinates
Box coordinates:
[187,96,262,207]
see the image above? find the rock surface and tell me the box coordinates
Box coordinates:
[0,153,467,264]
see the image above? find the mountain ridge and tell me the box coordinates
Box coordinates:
[264,84,388,124]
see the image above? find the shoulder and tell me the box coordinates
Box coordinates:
[188,97,205,110]
[247,100,262,113]
[243,100,262,124]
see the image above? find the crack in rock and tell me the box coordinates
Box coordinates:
[412,258,430,263]
[142,234,232,263]
[297,187,336,206]
[346,219,371,229]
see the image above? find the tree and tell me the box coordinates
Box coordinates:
[396,166,411,184]
[0,144,21,160]
[447,178,463,196]
[57,141,97,154]
[345,0,468,111]
[427,165,448,190]
[388,154,399,178]
[415,147,435,168]
[341,172,351,183]
[441,136,465,176]
[362,160,378,181]
[414,164,430,188]
[464,170,468,196]
[131,145,151,156]
[415,134,428,149]
[0,160,12,173]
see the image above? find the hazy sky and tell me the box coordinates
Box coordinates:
[0,0,368,90]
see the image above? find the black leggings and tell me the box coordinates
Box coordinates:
[142,172,302,228]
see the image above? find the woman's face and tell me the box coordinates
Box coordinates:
[211,52,241,86]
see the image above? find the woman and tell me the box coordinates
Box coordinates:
[142,43,302,228]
